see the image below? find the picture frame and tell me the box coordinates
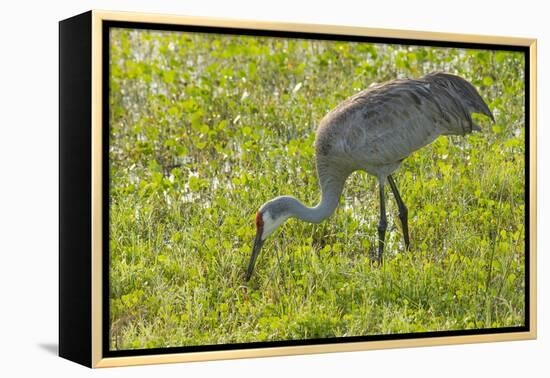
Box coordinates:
[59,10,537,368]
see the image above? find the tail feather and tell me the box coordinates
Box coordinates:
[426,72,495,124]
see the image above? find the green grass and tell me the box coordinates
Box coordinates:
[108,28,526,350]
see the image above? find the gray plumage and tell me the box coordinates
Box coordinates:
[316,72,494,180]
[246,72,494,281]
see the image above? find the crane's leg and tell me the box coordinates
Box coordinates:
[376,178,387,263]
[388,175,410,250]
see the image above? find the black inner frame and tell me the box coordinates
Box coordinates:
[102,20,531,358]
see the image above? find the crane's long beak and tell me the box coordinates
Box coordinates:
[246,230,264,281]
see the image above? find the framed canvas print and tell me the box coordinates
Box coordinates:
[59,10,537,368]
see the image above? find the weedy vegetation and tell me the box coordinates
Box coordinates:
[108,28,526,350]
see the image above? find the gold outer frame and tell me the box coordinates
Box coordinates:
[90,10,537,368]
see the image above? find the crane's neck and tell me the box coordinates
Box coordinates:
[258,162,349,241]
[288,167,348,224]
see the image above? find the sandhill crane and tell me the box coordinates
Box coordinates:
[246,72,494,281]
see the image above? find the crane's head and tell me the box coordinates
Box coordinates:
[246,198,292,281]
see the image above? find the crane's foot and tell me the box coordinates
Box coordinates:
[369,249,383,265]
[376,248,384,264]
